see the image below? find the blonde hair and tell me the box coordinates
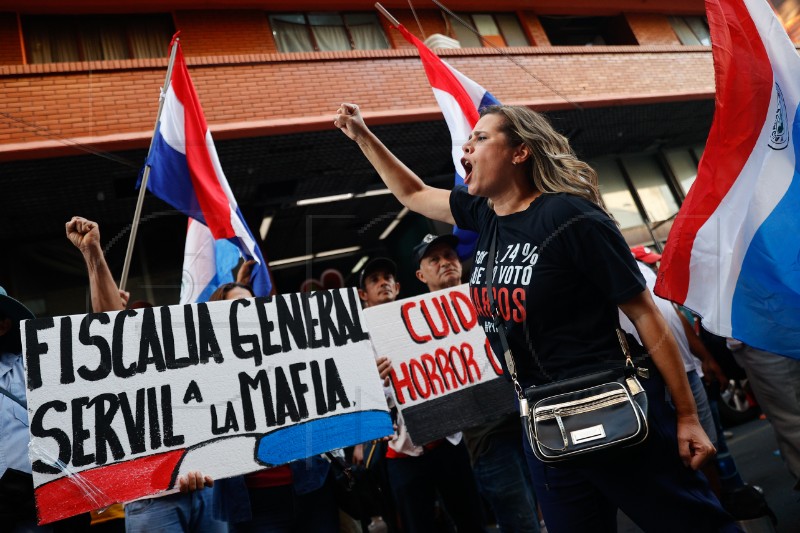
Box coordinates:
[480,105,607,211]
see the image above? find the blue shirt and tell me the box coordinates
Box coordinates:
[0,351,32,477]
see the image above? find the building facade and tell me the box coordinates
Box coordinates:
[0,0,795,314]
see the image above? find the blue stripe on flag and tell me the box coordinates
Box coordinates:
[479,92,501,110]
[195,238,239,303]
[144,128,206,224]
[732,104,800,359]
[233,207,272,297]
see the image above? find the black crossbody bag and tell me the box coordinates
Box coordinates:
[484,223,649,463]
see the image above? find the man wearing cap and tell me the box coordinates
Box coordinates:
[357,255,487,533]
[413,234,541,533]
[0,286,52,532]
[411,233,464,292]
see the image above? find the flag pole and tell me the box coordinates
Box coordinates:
[119,36,181,292]
[375,3,400,28]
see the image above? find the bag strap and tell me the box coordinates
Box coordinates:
[485,222,526,401]
[484,222,634,401]
[0,385,26,409]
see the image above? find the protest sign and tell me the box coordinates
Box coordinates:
[21,288,392,524]
[363,284,515,444]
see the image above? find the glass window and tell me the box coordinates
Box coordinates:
[664,148,698,196]
[23,15,173,64]
[592,158,645,229]
[449,13,529,47]
[496,14,529,46]
[539,15,637,45]
[669,16,711,45]
[344,13,390,50]
[270,12,388,52]
[308,13,350,51]
[621,155,680,223]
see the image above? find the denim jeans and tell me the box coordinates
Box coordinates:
[125,490,228,533]
[686,370,718,446]
[472,432,540,533]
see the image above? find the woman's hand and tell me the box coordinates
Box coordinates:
[676,414,717,470]
[335,103,369,143]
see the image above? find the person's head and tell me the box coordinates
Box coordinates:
[0,286,35,353]
[461,105,603,208]
[358,257,400,307]
[209,282,254,302]
[413,234,462,292]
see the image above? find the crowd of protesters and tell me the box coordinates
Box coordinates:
[2,103,798,533]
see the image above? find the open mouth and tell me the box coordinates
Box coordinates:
[461,159,473,182]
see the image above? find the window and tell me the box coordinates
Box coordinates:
[269,12,389,52]
[621,155,680,224]
[592,157,646,230]
[23,15,174,64]
[448,13,529,47]
[539,15,638,45]
[663,148,699,196]
[669,16,711,45]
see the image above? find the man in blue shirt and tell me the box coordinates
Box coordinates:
[0,285,51,532]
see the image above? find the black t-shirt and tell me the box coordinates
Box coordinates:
[450,185,645,387]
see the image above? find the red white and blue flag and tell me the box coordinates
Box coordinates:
[142,38,271,302]
[655,0,800,359]
[396,25,500,258]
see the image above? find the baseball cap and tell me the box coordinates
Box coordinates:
[412,234,460,267]
[630,245,662,265]
[0,285,35,322]
[359,257,398,289]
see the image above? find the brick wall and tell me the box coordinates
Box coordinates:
[0,13,22,65]
[176,10,277,56]
[0,46,714,152]
[626,14,681,45]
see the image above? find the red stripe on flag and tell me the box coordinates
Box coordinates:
[397,25,480,126]
[171,46,235,240]
[655,0,773,303]
[35,449,185,524]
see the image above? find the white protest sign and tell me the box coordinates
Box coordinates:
[363,284,515,444]
[21,288,391,524]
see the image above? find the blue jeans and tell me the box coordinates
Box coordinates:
[472,432,540,533]
[686,370,718,446]
[125,490,228,533]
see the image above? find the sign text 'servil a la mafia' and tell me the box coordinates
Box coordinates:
[363,284,515,444]
[22,288,392,524]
